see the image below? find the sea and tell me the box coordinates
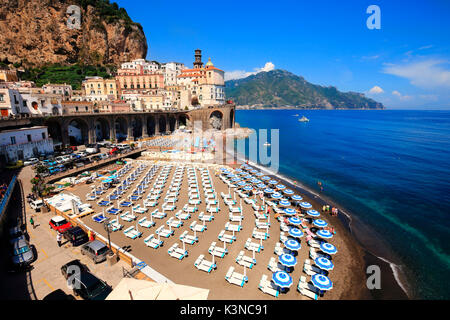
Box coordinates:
[234,109,450,299]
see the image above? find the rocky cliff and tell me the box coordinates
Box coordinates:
[0,0,147,68]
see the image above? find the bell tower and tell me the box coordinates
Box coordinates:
[193,49,203,69]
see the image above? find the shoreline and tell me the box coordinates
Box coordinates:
[227,148,410,300]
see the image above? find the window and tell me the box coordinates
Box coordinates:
[42,132,46,139]
[0,94,4,101]
[27,134,32,142]
[10,136,16,144]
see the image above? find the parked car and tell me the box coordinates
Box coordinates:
[70,270,112,300]
[24,158,39,166]
[49,216,72,233]
[63,227,88,246]
[30,199,44,211]
[80,240,110,264]
[43,289,75,300]
[61,259,89,279]
[10,239,34,268]
[76,151,88,158]
[98,153,109,160]
[9,226,26,244]
[85,147,98,155]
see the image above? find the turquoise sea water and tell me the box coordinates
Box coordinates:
[234,109,450,299]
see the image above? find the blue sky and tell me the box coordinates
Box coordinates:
[114,0,450,109]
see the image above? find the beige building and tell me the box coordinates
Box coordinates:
[61,101,94,115]
[0,69,18,82]
[42,83,73,99]
[82,77,119,101]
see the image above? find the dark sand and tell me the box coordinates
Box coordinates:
[63,158,385,300]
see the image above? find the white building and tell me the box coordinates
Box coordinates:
[120,59,161,73]
[162,62,186,86]
[0,126,54,163]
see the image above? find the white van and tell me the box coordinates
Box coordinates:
[30,200,44,211]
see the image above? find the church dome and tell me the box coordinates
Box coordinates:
[205,57,214,67]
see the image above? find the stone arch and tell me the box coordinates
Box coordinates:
[159,115,167,133]
[168,115,177,132]
[115,116,128,142]
[68,118,89,145]
[147,115,156,136]
[94,117,110,141]
[178,113,190,129]
[44,119,63,146]
[209,110,224,130]
[230,108,235,128]
[131,116,143,139]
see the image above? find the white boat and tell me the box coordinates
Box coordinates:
[298,116,310,122]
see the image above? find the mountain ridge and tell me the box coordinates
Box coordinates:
[225,69,384,109]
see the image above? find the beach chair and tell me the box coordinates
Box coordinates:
[120,211,136,222]
[274,242,285,256]
[252,228,269,240]
[138,216,155,228]
[280,221,290,232]
[225,198,237,207]
[303,259,324,276]
[280,232,288,243]
[107,218,122,232]
[143,199,158,207]
[225,266,247,287]
[144,234,163,249]
[97,199,111,207]
[166,217,183,228]
[206,199,218,206]
[259,274,280,298]
[236,250,256,269]
[309,248,331,260]
[179,230,198,245]
[267,257,283,273]
[151,209,167,219]
[162,203,176,211]
[155,225,174,238]
[255,220,270,230]
[92,212,107,223]
[107,206,121,215]
[229,212,244,222]
[168,243,188,260]
[254,211,267,220]
[308,239,323,249]
[208,241,227,258]
[120,200,132,207]
[221,192,231,200]
[133,205,148,214]
[225,222,242,232]
[175,210,191,220]
[218,230,236,244]
[199,212,214,222]
[206,206,220,214]
[194,254,216,273]
[190,221,207,233]
[86,193,98,201]
[123,226,142,239]
[245,238,263,252]
[297,276,319,300]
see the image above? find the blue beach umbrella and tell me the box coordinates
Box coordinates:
[256,183,267,189]
[250,178,260,184]
[315,257,334,271]
[271,271,293,289]
[255,172,264,177]
[279,200,291,207]
[261,176,270,181]
[232,177,241,182]
[268,180,279,185]
[279,253,297,268]
[244,174,253,180]
[288,227,304,238]
[313,219,328,228]
[284,239,301,251]
[311,274,333,291]
[276,184,286,190]
[264,188,274,194]
[250,169,258,174]
[317,230,333,239]
[237,181,246,186]
[271,192,283,200]
[288,216,302,226]
[283,189,294,195]
[235,169,242,173]
[291,194,303,201]
[284,208,297,216]
[243,185,253,192]
[300,202,313,209]
[320,242,338,255]
[307,209,320,217]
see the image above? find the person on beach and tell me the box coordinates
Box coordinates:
[56,232,62,247]
[29,216,35,229]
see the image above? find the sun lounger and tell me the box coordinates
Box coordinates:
[206,206,220,213]
[225,198,237,206]
[168,243,188,260]
[225,222,242,232]
[138,217,155,228]
[274,242,285,256]
[155,225,174,238]
[175,210,191,220]
[267,257,283,273]
[298,276,319,300]
[144,234,163,249]
[86,194,98,201]
[221,192,232,199]
[254,211,267,220]
[208,241,228,258]
[123,226,142,239]
[308,239,323,249]
[279,221,290,232]
[280,232,288,243]
[190,221,206,232]
[309,248,331,260]
[183,204,198,213]
[120,211,136,222]
[206,199,218,206]
[97,200,111,206]
[162,203,176,211]
[179,231,198,245]
[218,230,236,244]
[252,228,269,240]
[304,259,324,276]
[225,266,247,287]
[229,212,244,222]
[259,274,280,298]
[120,201,132,207]
[199,212,214,222]
[194,254,216,273]
[92,212,107,223]
[166,217,183,228]
[255,220,270,230]
[236,250,256,269]
[107,206,121,215]
[107,218,122,232]
[245,238,263,252]
[151,209,167,219]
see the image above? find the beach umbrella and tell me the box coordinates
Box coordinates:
[288,227,304,238]
[288,216,302,226]
[315,257,334,271]
[256,183,267,189]
[271,192,282,200]
[311,274,333,291]
[264,188,274,194]
[276,184,286,190]
[250,178,260,184]
[313,219,328,228]
[237,181,246,187]
[244,174,253,180]
[300,202,313,209]
[232,177,241,182]
[271,271,293,289]
[261,176,270,181]
[284,208,297,216]
[279,200,291,207]
[243,185,253,192]
[284,239,301,251]
[279,253,297,268]
[317,230,333,239]
[307,209,320,217]
[268,180,278,185]
[283,189,294,195]
[255,172,264,177]
[320,242,338,255]
[250,169,258,174]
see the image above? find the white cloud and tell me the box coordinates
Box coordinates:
[392,90,412,101]
[225,62,275,81]
[368,85,384,94]
[383,59,450,89]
